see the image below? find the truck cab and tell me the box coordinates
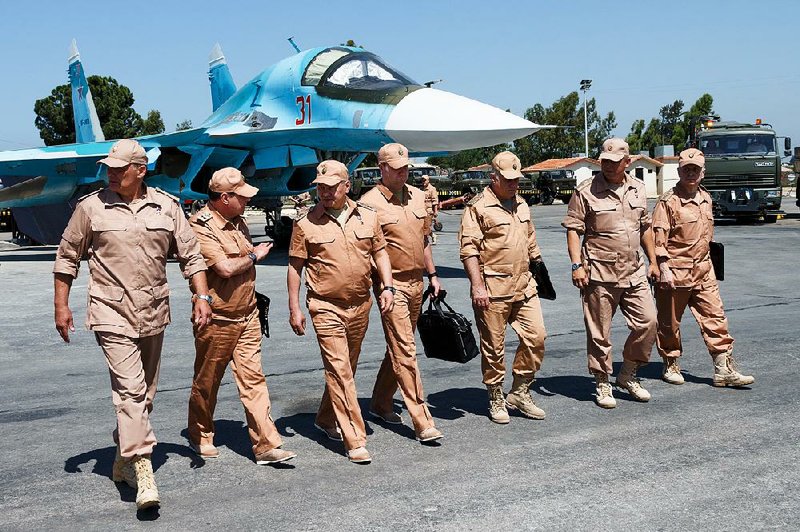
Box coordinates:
[696,120,790,220]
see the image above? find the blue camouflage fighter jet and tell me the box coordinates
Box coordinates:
[0,40,543,244]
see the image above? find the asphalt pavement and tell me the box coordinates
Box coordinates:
[1,198,799,530]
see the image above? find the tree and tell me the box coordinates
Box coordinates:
[626,94,714,155]
[426,143,512,171]
[33,75,165,146]
[513,92,617,166]
[175,119,193,131]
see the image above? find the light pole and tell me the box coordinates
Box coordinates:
[580,79,592,157]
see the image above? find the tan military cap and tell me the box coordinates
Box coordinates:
[209,167,259,197]
[679,148,705,168]
[97,139,148,168]
[491,151,523,179]
[378,143,410,169]
[312,160,349,186]
[598,138,630,162]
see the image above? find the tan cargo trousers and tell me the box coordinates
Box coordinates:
[370,277,434,434]
[474,295,546,386]
[188,309,283,456]
[655,279,734,359]
[311,296,371,451]
[582,282,657,374]
[95,331,163,459]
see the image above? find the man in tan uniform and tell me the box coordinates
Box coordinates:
[653,148,754,387]
[360,144,443,443]
[420,175,439,244]
[53,139,212,510]
[287,160,395,464]
[459,151,548,424]
[188,168,297,465]
[562,138,659,409]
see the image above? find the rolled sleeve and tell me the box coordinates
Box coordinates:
[458,206,482,261]
[639,203,652,231]
[190,220,227,268]
[288,221,308,260]
[561,192,586,234]
[53,203,91,278]
[172,205,207,278]
[370,213,387,254]
[652,201,671,260]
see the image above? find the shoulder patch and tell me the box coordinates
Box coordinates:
[576,179,592,191]
[153,187,180,203]
[658,188,674,202]
[76,189,102,203]
[466,192,483,206]
[196,211,213,224]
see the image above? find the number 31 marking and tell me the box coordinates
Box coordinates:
[296,95,312,125]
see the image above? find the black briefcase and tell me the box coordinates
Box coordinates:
[529,260,556,300]
[255,291,270,337]
[710,241,724,281]
[417,290,479,364]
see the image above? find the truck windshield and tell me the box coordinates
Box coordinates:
[700,134,776,157]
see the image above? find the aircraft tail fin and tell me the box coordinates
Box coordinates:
[208,43,236,111]
[68,39,105,143]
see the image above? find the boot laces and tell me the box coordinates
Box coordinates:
[726,355,742,375]
[134,458,156,490]
[666,358,681,374]
[597,381,613,398]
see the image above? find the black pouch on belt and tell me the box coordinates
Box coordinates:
[255,291,270,337]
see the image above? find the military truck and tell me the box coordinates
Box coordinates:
[692,118,790,221]
[351,163,444,198]
[524,169,576,205]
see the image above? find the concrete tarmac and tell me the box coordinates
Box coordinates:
[1,199,799,530]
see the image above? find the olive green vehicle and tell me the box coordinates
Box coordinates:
[436,169,492,201]
[693,118,791,221]
[523,169,577,205]
[350,163,444,198]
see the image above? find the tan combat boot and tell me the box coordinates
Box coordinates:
[593,372,617,409]
[662,357,685,385]
[486,384,510,424]
[131,455,160,510]
[505,375,545,420]
[615,361,651,402]
[712,352,755,387]
[112,445,136,489]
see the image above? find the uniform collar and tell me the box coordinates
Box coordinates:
[595,172,638,199]
[309,197,360,223]
[207,203,242,229]
[483,184,523,210]
[101,184,158,210]
[376,182,408,204]
[674,183,708,205]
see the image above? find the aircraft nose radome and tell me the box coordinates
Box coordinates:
[385,88,541,152]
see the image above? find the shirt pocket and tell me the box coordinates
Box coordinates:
[145,216,175,232]
[586,248,619,283]
[306,234,336,256]
[668,257,695,286]
[222,242,241,258]
[353,226,374,256]
[88,284,126,326]
[590,202,619,233]
[483,263,515,298]
[481,212,511,242]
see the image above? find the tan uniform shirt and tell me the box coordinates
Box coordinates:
[289,198,386,303]
[459,186,542,301]
[652,185,714,287]
[562,173,650,287]
[360,183,431,276]
[189,205,256,319]
[423,184,438,215]
[53,186,206,337]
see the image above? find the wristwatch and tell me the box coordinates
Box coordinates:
[426,271,438,280]
[194,294,213,305]
[382,286,396,295]
[248,252,258,263]
[571,263,583,272]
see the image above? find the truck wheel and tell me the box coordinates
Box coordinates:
[764,214,778,224]
[541,190,555,205]
[528,195,540,205]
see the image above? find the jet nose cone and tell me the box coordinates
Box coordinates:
[385,88,541,152]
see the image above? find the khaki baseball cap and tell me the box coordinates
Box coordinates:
[97,139,148,168]
[378,143,410,169]
[679,148,705,168]
[491,151,523,179]
[598,138,630,162]
[312,160,349,186]
[208,167,259,197]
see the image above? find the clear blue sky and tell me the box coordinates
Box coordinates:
[1,0,798,155]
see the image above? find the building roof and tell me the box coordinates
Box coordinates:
[467,163,492,171]
[522,157,599,172]
[628,155,664,168]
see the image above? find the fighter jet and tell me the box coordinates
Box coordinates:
[0,41,543,244]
